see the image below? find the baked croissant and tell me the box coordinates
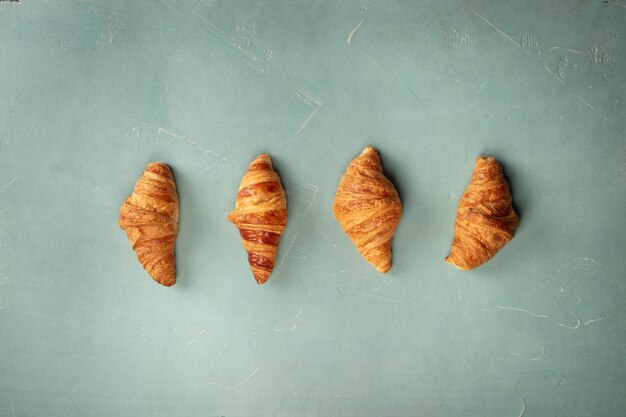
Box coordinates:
[445,156,519,270]
[118,162,179,286]
[227,154,287,284]
[333,146,402,273]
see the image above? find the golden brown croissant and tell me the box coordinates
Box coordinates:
[445,156,519,270]
[118,162,179,286]
[333,146,402,273]
[227,154,287,284]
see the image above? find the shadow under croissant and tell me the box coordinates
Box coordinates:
[478,151,526,225]
[374,148,406,205]
[166,164,190,289]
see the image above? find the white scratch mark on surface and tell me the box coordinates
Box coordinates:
[356,47,429,111]
[303,184,318,217]
[0,177,17,195]
[495,305,551,319]
[256,305,303,332]
[517,398,527,417]
[349,291,428,316]
[158,127,184,140]
[583,315,608,326]
[290,89,323,141]
[273,392,292,417]
[346,19,364,44]
[0,99,16,154]
[514,380,527,417]
[577,96,606,120]
[550,46,586,55]
[157,128,220,171]
[207,294,263,372]
[357,47,396,80]
[557,283,565,293]
[455,286,461,302]
[494,306,582,331]
[10,400,15,417]
[225,367,258,389]
[96,10,119,46]
[274,231,298,274]
[160,11,164,43]
[556,312,580,330]
[127,123,145,154]
[225,339,259,389]
[535,40,543,58]
[292,107,320,138]
[230,22,273,65]
[508,347,545,361]
[471,10,521,48]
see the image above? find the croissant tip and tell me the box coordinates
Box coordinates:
[476,155,497,164]
[362,146,377,155]
[146,161,170,169]
[253,153,272,162]
[445,256,470,271]
[156,276,176,286]
[253,274,269,285]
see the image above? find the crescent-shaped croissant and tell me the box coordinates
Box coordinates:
[333,146,402,273]
[445,156,519,270]
[118,162,179,286]
[227,154,287,284]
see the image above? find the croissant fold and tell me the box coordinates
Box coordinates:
[333,146,402,273]
[445,156,519,270]
[118,162,179,286]
[227,154,287,284]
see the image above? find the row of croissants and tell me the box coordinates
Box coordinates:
[118,146,519,287]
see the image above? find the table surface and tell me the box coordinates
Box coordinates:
[1,0,625,416]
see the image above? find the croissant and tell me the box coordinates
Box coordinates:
[333,146,402,273]
[445,156,519,270]
[118,162,179,286]
[227,154,287,284]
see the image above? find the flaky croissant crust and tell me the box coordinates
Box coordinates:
[445,156,519,270]
[227,154,287,284]
[333,146,402,273]
[119,163,179,286]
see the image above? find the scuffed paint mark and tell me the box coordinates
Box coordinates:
[446,29,474,46]
[231,23,273,64]
[346,19,364,44]
[556,55,569,81]
[590,45,613,64]
[520,33,533,50]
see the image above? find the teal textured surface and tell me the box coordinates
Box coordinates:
[1,1,625,416]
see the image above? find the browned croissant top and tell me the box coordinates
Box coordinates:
[118,163,179,286]
[333,146,402,273]
[445,156,519,270]
[227,154,287,284]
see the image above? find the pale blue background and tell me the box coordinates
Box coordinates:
[1,0,625,416]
